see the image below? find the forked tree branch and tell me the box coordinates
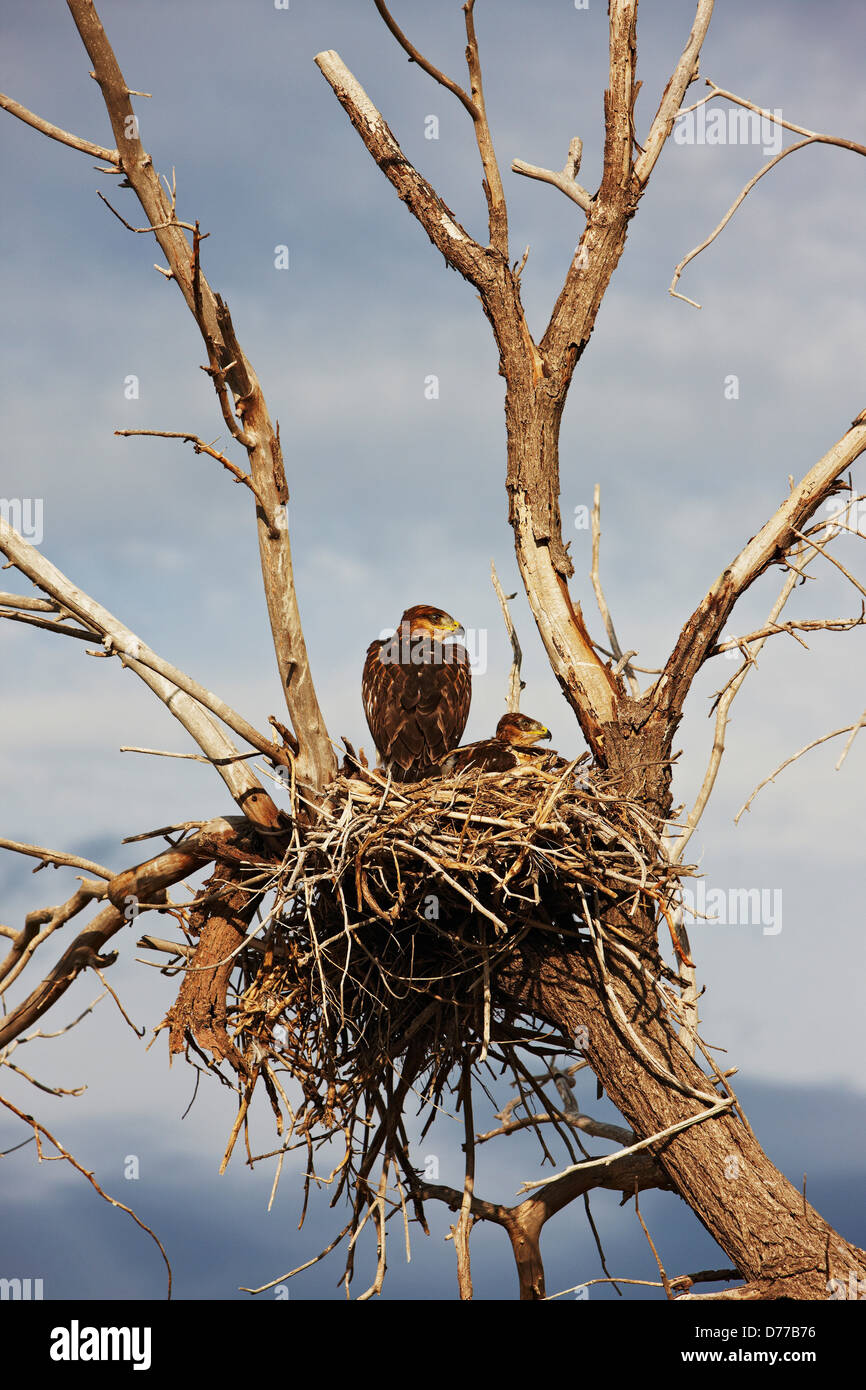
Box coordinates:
[540,0,712,370]
[0,880,107,993]
[633,1,715,184]
[0,594,286,770]
[314,51,489,288]
[511,137,593,214]
[670,81,866,306]
[0,518,282,830]
[657,412,866,723]
[835,706,866,770]
[314,47,621,751]
[0,818,256,1050]
[372,1,479,120]
[421,1138,669,1300]
[317,2,723,763]
[372,1,507,254]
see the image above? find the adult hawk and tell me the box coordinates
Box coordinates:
[362,604,471,781]
[442,712,552,774]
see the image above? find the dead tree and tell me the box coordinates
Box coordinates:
[1,0,865,1301]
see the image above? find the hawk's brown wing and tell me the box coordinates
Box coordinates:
[441,738,519,774]
[362,636,471,781]
[442,741,556,774]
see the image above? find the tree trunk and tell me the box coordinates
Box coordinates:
[505,386,864,1296]
[502,937,866,1299]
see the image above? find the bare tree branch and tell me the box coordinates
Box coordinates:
[0,609,96,641]
[835,706,866,770]
[703,77,866,148]
[490,561,524,712]
[0,519,285,825]
[670,80,866,306]
[0,838,114,880]
[670,539,814,861]
[0,818,251,1050]
[114,429,268,514]
[314,51,489,288]
[0,592,63,613]
[634,1185,675,1300]
[462,0,508,256]
[633,1,715,184]
[671,140,817,308]
[5,0,337,791]
[452,1061,476,1300]
[512,137,593,214]
[790,526,866,600]
[372,1,507,253]
[421,1137,670,1301]
[314,38,639,754]
[0,89,118,164]
[736,724,862,822]
[0,1092,171,1297]
[656,412,866,724]
[517,1100,734,1194]
[591,484,639,697]
[0,881,107,992]
[372,1,479,120]
[709,608,866,654]
[119,745,259,766]
[96,186,199,237]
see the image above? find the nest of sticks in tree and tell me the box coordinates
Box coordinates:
[226,754,690,1190]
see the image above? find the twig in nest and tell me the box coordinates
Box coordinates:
[490,560,525,712]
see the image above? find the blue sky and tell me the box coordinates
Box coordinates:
[1,0,864,1300]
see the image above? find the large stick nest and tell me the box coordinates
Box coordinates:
[232,759,689,1148]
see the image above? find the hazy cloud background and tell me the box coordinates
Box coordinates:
[1,0,864,1300]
